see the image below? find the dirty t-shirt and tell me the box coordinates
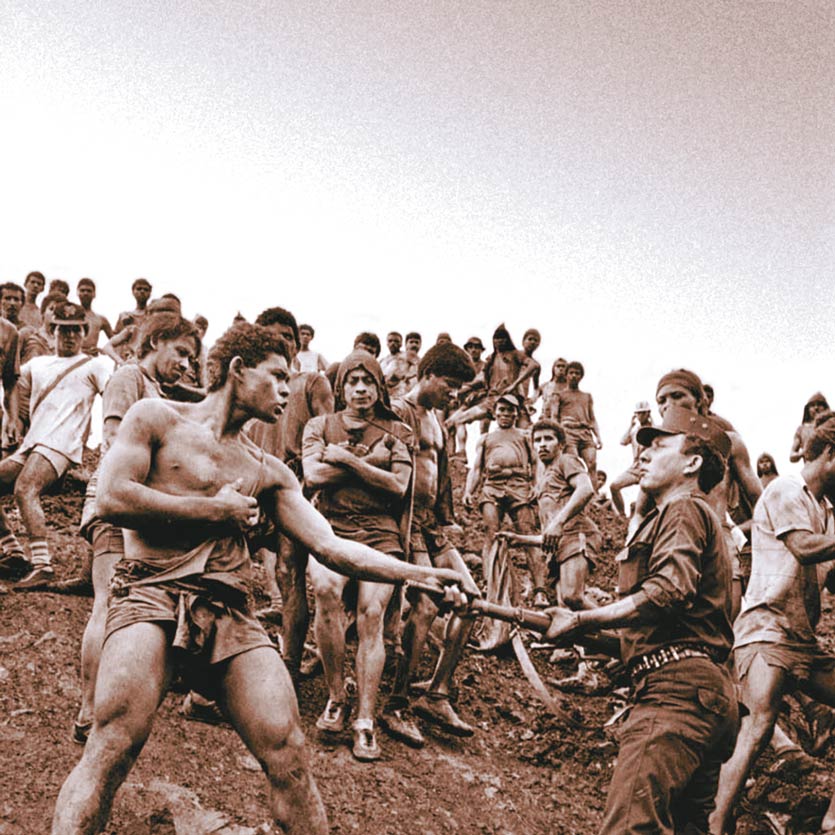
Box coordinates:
[734,474,835,649]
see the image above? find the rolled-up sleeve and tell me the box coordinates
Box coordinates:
[634,499,708,616]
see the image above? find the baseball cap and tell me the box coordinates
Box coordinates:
[634,401,651,412]
[496,393,521,409]
[50,301,88,329]
[636,405,731,458]
[464,336,484,350]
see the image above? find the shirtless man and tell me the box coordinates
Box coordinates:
[73,314,200,743]
[76,278,113,357]
[304,350,412,760]
[446,325,537,430]
[538,358,568,420]
[114,277,152,333]
[20,271,45,329]
[454,336,486,456]
[2,303,111,588]
[791,393,829,463]
[501,419,599,611]
[463,394,547,606]
[381,342,481,745]
[517,328,542,428]
[757,453,779,488]
[51,322,464,835]
[639,369,762,618]
[550,361,602,485]
[610,401,654,516]
[402,331,422,393]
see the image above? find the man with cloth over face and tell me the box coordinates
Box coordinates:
[545,405,738,834]
[304,350,413,761]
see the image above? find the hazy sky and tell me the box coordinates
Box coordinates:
[2,1,833,482]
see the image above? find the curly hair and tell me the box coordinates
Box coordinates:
[136,314,201,360]
[418,343,475,382]
[207,322,290,392]
[254,306,300,348]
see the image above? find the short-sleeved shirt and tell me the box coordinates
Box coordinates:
[294,350,327,374]
[101,363,163,454]
[18,354,112,463]
[617,493,734,666]
[734,475,835,649]
[535,453,597,535]
[18,327,51,365]
[303,412,411,554]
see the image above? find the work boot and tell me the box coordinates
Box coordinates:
[413,694,474,737]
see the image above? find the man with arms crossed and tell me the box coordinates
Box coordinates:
[304,350,413,760]
[52,323,464,835]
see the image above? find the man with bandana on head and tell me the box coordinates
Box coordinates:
[445,324,537,430]
[303,350,413,761]
[634,369,762,619]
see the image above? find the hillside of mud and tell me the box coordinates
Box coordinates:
[2,459,835,834]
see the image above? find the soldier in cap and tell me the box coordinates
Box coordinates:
[610,400,655,517]
[0,302,112,588]
[546,404,738,833]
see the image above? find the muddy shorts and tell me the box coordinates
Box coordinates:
[480,477,534,512]
[549,530,599,573]
[734,641,835,689]
[88,520,125,560]
[7,444,72,479]
[105,579,275,698]
[409,509,452,562]
[563,425,595,454]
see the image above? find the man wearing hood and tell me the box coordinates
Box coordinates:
[303,351,413,761]
[446,324,537,430]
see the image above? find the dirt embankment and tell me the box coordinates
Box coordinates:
[2,464,835,834]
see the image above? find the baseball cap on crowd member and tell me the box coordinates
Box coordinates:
[464,336,485,350]
[635,401,651,412]
[49,301,89,332]
[636,404,731,459]
[496,393,521,410]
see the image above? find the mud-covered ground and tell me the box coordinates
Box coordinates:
[2,459,835,834]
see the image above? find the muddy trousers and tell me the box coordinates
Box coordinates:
[600,657,738,835]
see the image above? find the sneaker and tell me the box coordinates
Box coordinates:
[315,699,350,734]
[352,720,381,761]
[71,720,93,745]
[379,709,425,748]
[412,694,474,737]
[14,565,54,590]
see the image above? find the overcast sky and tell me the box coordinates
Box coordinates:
[1,0,833,482]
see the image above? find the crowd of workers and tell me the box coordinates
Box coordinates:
[1,270,834,834]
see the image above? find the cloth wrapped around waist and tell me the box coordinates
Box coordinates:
[485,465,531,480]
